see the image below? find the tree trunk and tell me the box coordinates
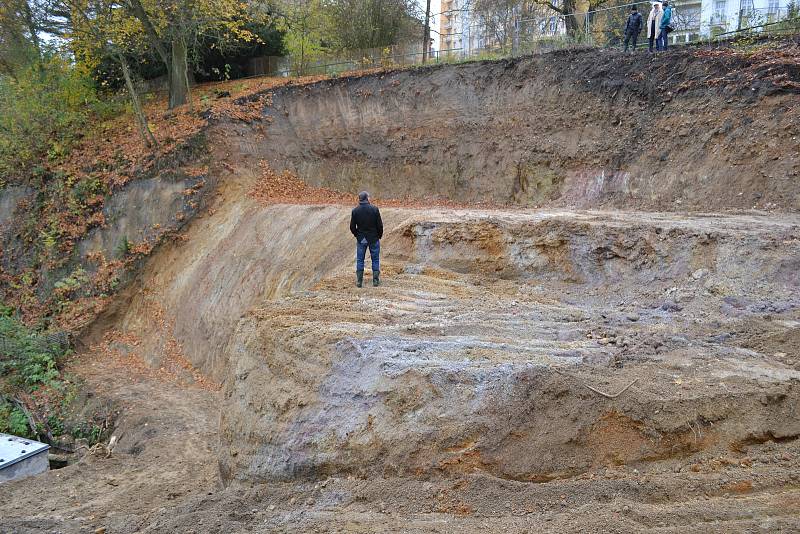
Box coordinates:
[126,0,187,108]
[168,37,189,109]
[422,0,431,63]
[565,15,579,38]
[118,52,157,148]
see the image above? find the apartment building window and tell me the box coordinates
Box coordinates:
[768,0,780,15]
[740,0,754,15]
[713,0,727,23]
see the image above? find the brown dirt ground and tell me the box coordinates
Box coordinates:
[2,209,799,533]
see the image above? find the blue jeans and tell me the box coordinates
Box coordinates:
[657,30,668,51]
[356,239,380,272]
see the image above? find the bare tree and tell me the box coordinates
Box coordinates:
[673,5,701,31]
[473,0,517,48]
[531,0,613,38]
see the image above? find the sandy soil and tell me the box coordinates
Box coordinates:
[1,205,799,533]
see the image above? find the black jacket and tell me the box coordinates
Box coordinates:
[350,200,383,243]
[625,12,643,34]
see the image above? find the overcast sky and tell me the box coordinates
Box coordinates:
[416,0,441,49]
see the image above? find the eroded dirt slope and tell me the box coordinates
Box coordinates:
[1,205,799,534]
[217,208,800,484]
[237,42,800,211]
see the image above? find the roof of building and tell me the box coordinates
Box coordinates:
[0,433,50,470]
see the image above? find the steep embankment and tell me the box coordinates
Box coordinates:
[216,208,800,483]
[236,43,800,211]
[83,41,800,486]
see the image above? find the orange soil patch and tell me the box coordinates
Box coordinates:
[247,160,502,210]
[82,328,219,392]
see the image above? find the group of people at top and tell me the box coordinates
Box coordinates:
[623,2,674,52]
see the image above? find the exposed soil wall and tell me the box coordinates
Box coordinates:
[80,42,800,486]
[216,207,800,483]
[2,41,800,533]
[242,45,800,211]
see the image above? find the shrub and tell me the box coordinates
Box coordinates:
[0,399,30,436]
[0,316,67,388]
[0,55,119,185]
[0,315,73,439]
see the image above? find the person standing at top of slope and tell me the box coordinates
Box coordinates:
[623,5,643,52]
[647,2,663,53]
[658,1,674,51]
[350,191,383,288]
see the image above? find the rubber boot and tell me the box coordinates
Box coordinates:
[356,270,364,288]
[373,270,380,287]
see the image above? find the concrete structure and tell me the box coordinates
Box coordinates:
[0,433,50,483]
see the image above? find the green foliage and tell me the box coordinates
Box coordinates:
[72,422,104,445]
[0,315,67,388]
[54,267,90,295]
[0,55,118,184]
[278,0,330,75]
[115,236,132,258]
[0,400,32,436]
[39,220,60,253]
[47,412,65,436]
[72,175,106,204]
[0,316,76,440]
[773,2,800,33]
[0,0,44,77]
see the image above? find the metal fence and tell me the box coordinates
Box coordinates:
[257,3,799,77]
[247,43,435,78]
[443,2,800,55]
[138,3,798,87]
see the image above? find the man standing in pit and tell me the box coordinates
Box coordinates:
[350,191,383,287]
[623,5,643,52]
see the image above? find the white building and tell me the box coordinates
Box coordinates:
[438,0,501,56]
[672,0,795,43]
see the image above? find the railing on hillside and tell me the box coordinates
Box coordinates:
[250,3,797,79]
[140,2,799,92]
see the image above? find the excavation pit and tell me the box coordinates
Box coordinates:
[206,208,800,484]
